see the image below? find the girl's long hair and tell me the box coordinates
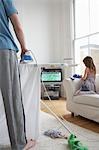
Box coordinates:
[83,56,96,74]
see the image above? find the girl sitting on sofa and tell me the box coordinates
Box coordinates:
[75,56,96,95]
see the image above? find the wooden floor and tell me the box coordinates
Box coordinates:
[63,114,99,133]
[40,98,99,133]
[40,98,70,117]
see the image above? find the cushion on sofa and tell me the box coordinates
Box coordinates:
[73,94,99,107]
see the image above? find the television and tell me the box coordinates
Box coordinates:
[41,68,62,82]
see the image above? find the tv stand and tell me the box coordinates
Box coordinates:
[41,68,62,100]
[41,83,61,100]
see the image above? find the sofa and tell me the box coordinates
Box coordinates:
[63,75,99,123]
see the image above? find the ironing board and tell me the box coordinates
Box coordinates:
[0,64,40,145]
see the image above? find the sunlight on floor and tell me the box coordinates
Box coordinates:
[40,98,70,117]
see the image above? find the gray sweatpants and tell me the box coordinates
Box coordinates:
[0,50,27,150]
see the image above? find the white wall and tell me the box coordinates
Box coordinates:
[14,0,73,64]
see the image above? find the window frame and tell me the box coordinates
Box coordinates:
[73,0,99,74]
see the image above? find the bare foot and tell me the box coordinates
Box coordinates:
[23,139,36,150]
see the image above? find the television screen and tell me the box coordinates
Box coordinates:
[41,68,62,82]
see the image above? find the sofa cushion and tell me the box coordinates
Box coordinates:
[73,94,99,107]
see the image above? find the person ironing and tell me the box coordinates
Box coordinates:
[0,0,35,149]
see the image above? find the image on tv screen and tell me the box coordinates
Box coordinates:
[41,69,62,82]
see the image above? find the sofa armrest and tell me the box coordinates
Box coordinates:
[63,78,74,101]
[63,78,80,101]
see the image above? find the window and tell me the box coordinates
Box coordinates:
[74,0,99,74]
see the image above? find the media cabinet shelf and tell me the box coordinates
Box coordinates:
[41,83,61,100]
